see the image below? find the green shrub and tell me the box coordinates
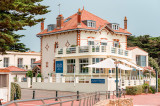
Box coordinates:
[150,86,156,94]
[37,73,42,77]
[126,85,142,95]
[11,83,21,101]
[142,83,149,93]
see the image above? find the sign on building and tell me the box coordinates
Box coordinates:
[91,79,105,84]
[55,61,63,73]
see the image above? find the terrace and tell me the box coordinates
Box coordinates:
[55,45,132,59]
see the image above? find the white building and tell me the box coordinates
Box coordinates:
[37,8,149,80]
[0,51,40,70]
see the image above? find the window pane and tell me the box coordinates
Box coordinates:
[67,59,75,73]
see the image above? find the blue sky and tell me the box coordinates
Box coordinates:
[16,0,160,52]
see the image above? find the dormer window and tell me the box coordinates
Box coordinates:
[83,20,96,28]
[108,23,119,30]
[48,24,56,32]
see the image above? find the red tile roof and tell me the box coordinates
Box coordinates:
[33,60,41,64]
[37,9,131,36]
[0,69,10,72]
[127,46,148,53]
[5,66,27,72]
[127,46,138,50]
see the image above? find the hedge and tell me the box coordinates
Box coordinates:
[11,83,21,100]
[126,85,142,95]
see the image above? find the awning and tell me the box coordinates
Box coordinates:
[84,58,133,70]
[85,58,115,68]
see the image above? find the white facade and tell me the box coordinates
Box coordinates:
[0,51,40,70]
[38,9,148,79]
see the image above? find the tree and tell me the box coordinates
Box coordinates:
[0,0,50,53]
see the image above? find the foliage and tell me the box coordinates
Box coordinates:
[149,57,160,73]
[11,82,21,100]
[150,86,156,94]
[37,73,42,77]
[0,0,50,53]
[127,35,160,73]
[126,85,142,95]
[26,71,33,78]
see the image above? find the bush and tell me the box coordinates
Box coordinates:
[37,73,42,77]
[150,86,156,94]
[142,83,149,93]
[126,85,142,95]
[11,83,21,100]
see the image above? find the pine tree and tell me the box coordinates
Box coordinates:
[0,0,50,53]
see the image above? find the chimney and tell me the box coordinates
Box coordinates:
[56,14,64,29]
[41,19,44,32]
[124,16,127,30]
[77,8,82,26]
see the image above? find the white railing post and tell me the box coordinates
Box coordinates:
[32,77,36,82]
[37,77,41,82]
[27,77,31,88]
[64,47,66,55]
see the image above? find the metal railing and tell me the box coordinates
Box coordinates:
[3,91,125,106]
[2,92,102,106]
[56,45,130,58]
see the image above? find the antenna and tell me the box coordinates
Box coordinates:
[58,4,61,15]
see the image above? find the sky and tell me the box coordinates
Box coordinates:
[15,0,160,52]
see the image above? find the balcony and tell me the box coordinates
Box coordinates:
[55,46,132,59]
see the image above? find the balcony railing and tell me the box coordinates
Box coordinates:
[56,45,131,58]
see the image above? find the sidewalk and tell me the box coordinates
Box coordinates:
[126,93,160,106]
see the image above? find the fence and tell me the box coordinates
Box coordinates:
[15,77,156,92]
[2,91,125,106]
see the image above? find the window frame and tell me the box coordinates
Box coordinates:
[17,58,23,68]
[3,57,9,67]
[79,58,89,74]
[67,59,76,73]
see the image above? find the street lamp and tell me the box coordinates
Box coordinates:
[155,69,158,92]
[115,61,120,97]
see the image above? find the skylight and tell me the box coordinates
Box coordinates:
[64,18,71,23]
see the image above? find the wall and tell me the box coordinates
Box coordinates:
[41,31,77,78]
[0,51,40,70]
[131,48,148,66]
[80,30,127,50]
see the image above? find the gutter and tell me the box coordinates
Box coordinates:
[36,27,132,37]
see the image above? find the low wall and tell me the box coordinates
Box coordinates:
[94,98,133,106]
[32,82,108,92]
[16,82,28,88]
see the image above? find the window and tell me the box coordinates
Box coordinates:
[92,58,105,73]
[0,74,8,88]
[88,41,94,45]
[136,55,146,67]
[18,58,23,68]
[31,58,36,68]
[113,41,119,47]
[101,42,107,46]
[67,59,75,73]
[87,21,96,27]
[3,58,9,67]
[112,24,119,30]
[79,58,88,73]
